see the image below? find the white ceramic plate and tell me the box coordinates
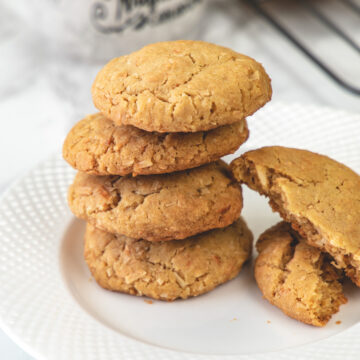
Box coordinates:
[0,102,360,360]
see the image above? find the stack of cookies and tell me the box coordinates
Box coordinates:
[62,40,357,327]
[63,40,272,301]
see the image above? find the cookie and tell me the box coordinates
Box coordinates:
[68,161,243,241]
[84,217,253,301]
[62,113,249,176]
[255,222,347,327]
[92,40,271,133]
[230,146,360,286]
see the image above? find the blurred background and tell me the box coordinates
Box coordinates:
[0,0,359,357]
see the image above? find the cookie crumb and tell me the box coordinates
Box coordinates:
[336,320,341,325]
[267,320,271,324]
[88,277,93,282]
[230,318,237,321]
[144,299,153,305]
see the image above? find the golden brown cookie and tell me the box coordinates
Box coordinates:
[255,222,347,327]
[69,161,243,241]
[85,217,253,301]
[230,146,360,286]
[62,113,249,176]
[92,40,271,133]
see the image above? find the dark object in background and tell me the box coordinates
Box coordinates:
[245,0,360,95]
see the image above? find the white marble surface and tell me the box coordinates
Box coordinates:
[0,0,359,358]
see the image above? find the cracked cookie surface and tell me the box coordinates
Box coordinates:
[69,161,243,241]
[255,222,347,326]
[230,146,360,286]
[92,40,271,133]
[63,113,249,176]
[84,217,253,301]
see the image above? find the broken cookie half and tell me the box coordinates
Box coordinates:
[255,222,347,326]
[230,146,360,286]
